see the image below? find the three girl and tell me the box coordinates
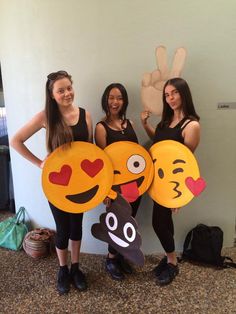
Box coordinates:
[11,74,200,290]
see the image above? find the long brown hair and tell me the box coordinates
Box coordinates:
[158,78,200,128]
[45,71,74,152]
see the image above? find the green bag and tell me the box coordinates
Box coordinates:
[0,207,28,251]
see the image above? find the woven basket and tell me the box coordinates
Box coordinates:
[23,228,55,259]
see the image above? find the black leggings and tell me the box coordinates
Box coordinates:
[108,196,141,255]
[152,201,175,253]
[49,202,84,250]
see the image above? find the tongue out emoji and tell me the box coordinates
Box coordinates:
[104,141,154,204]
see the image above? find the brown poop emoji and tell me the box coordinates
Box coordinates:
[91,193,144,266]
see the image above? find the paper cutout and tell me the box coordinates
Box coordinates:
[81,159,104,177]
[141,46,187,116]
[148,140,205,208]
[91,193,144,266]
[185,177,206,196]
[104,141,154,203]
[49,165,72,186]
[66,185,99,204]
[42,142,114,213]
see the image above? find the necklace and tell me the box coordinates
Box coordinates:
[107,118,125,134]
[120,119,125,134]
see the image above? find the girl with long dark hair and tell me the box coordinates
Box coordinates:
[141,77,200,285]
[95,83,141,281]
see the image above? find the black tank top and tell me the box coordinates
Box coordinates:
[98,120,138,145]
[153,117,194,144]
[70,107,89,141]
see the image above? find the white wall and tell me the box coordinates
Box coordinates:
[0,0,235,253]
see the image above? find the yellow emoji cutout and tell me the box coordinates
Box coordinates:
[148,140,206,208]
[104,141,154,203]
[42,142,114,213]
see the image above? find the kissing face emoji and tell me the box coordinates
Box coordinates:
[42,142,114,213]
[104,141,154,203]
[148,140,203,208]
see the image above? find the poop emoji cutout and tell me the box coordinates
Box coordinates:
[91,193,144,266]
[148,140,206,208]
[104,141,154,203]
[42,141,114,213]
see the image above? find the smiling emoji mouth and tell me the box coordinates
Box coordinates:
[112,176,144,203]
[66,185,99,204]
[108,232,129,247]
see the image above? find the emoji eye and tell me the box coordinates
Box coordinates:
[173,168,184,174]
[127,154,146,174]
[49,165,72,186]
[105,213,118,231]
[81,159,104,177]
[158,168,164,179]
[123,222,136,242]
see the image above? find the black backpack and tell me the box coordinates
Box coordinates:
[182,224,236,268]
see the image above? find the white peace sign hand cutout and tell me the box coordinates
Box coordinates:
[141,46,187,116]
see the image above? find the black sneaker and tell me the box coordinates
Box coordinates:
[70,265,87,291]
[105,257,124,281]
[117,254,133,274]
[57,266,70,294]
[153,256,168,277]
[156,263,179,286]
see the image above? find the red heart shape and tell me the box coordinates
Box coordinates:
[49,165,72,186]
[185,177,206,196]
[81,159,104,177]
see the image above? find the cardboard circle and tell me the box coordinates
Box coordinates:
[104,141,154,203]
[148,140,200,208]
[42,142,114,213]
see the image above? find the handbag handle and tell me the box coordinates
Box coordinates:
[15,207,26,224]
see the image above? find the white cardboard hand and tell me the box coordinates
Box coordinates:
[141,46,187,116]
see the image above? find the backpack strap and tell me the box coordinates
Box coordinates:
[222,256,236,268]
[183,229,193,252]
